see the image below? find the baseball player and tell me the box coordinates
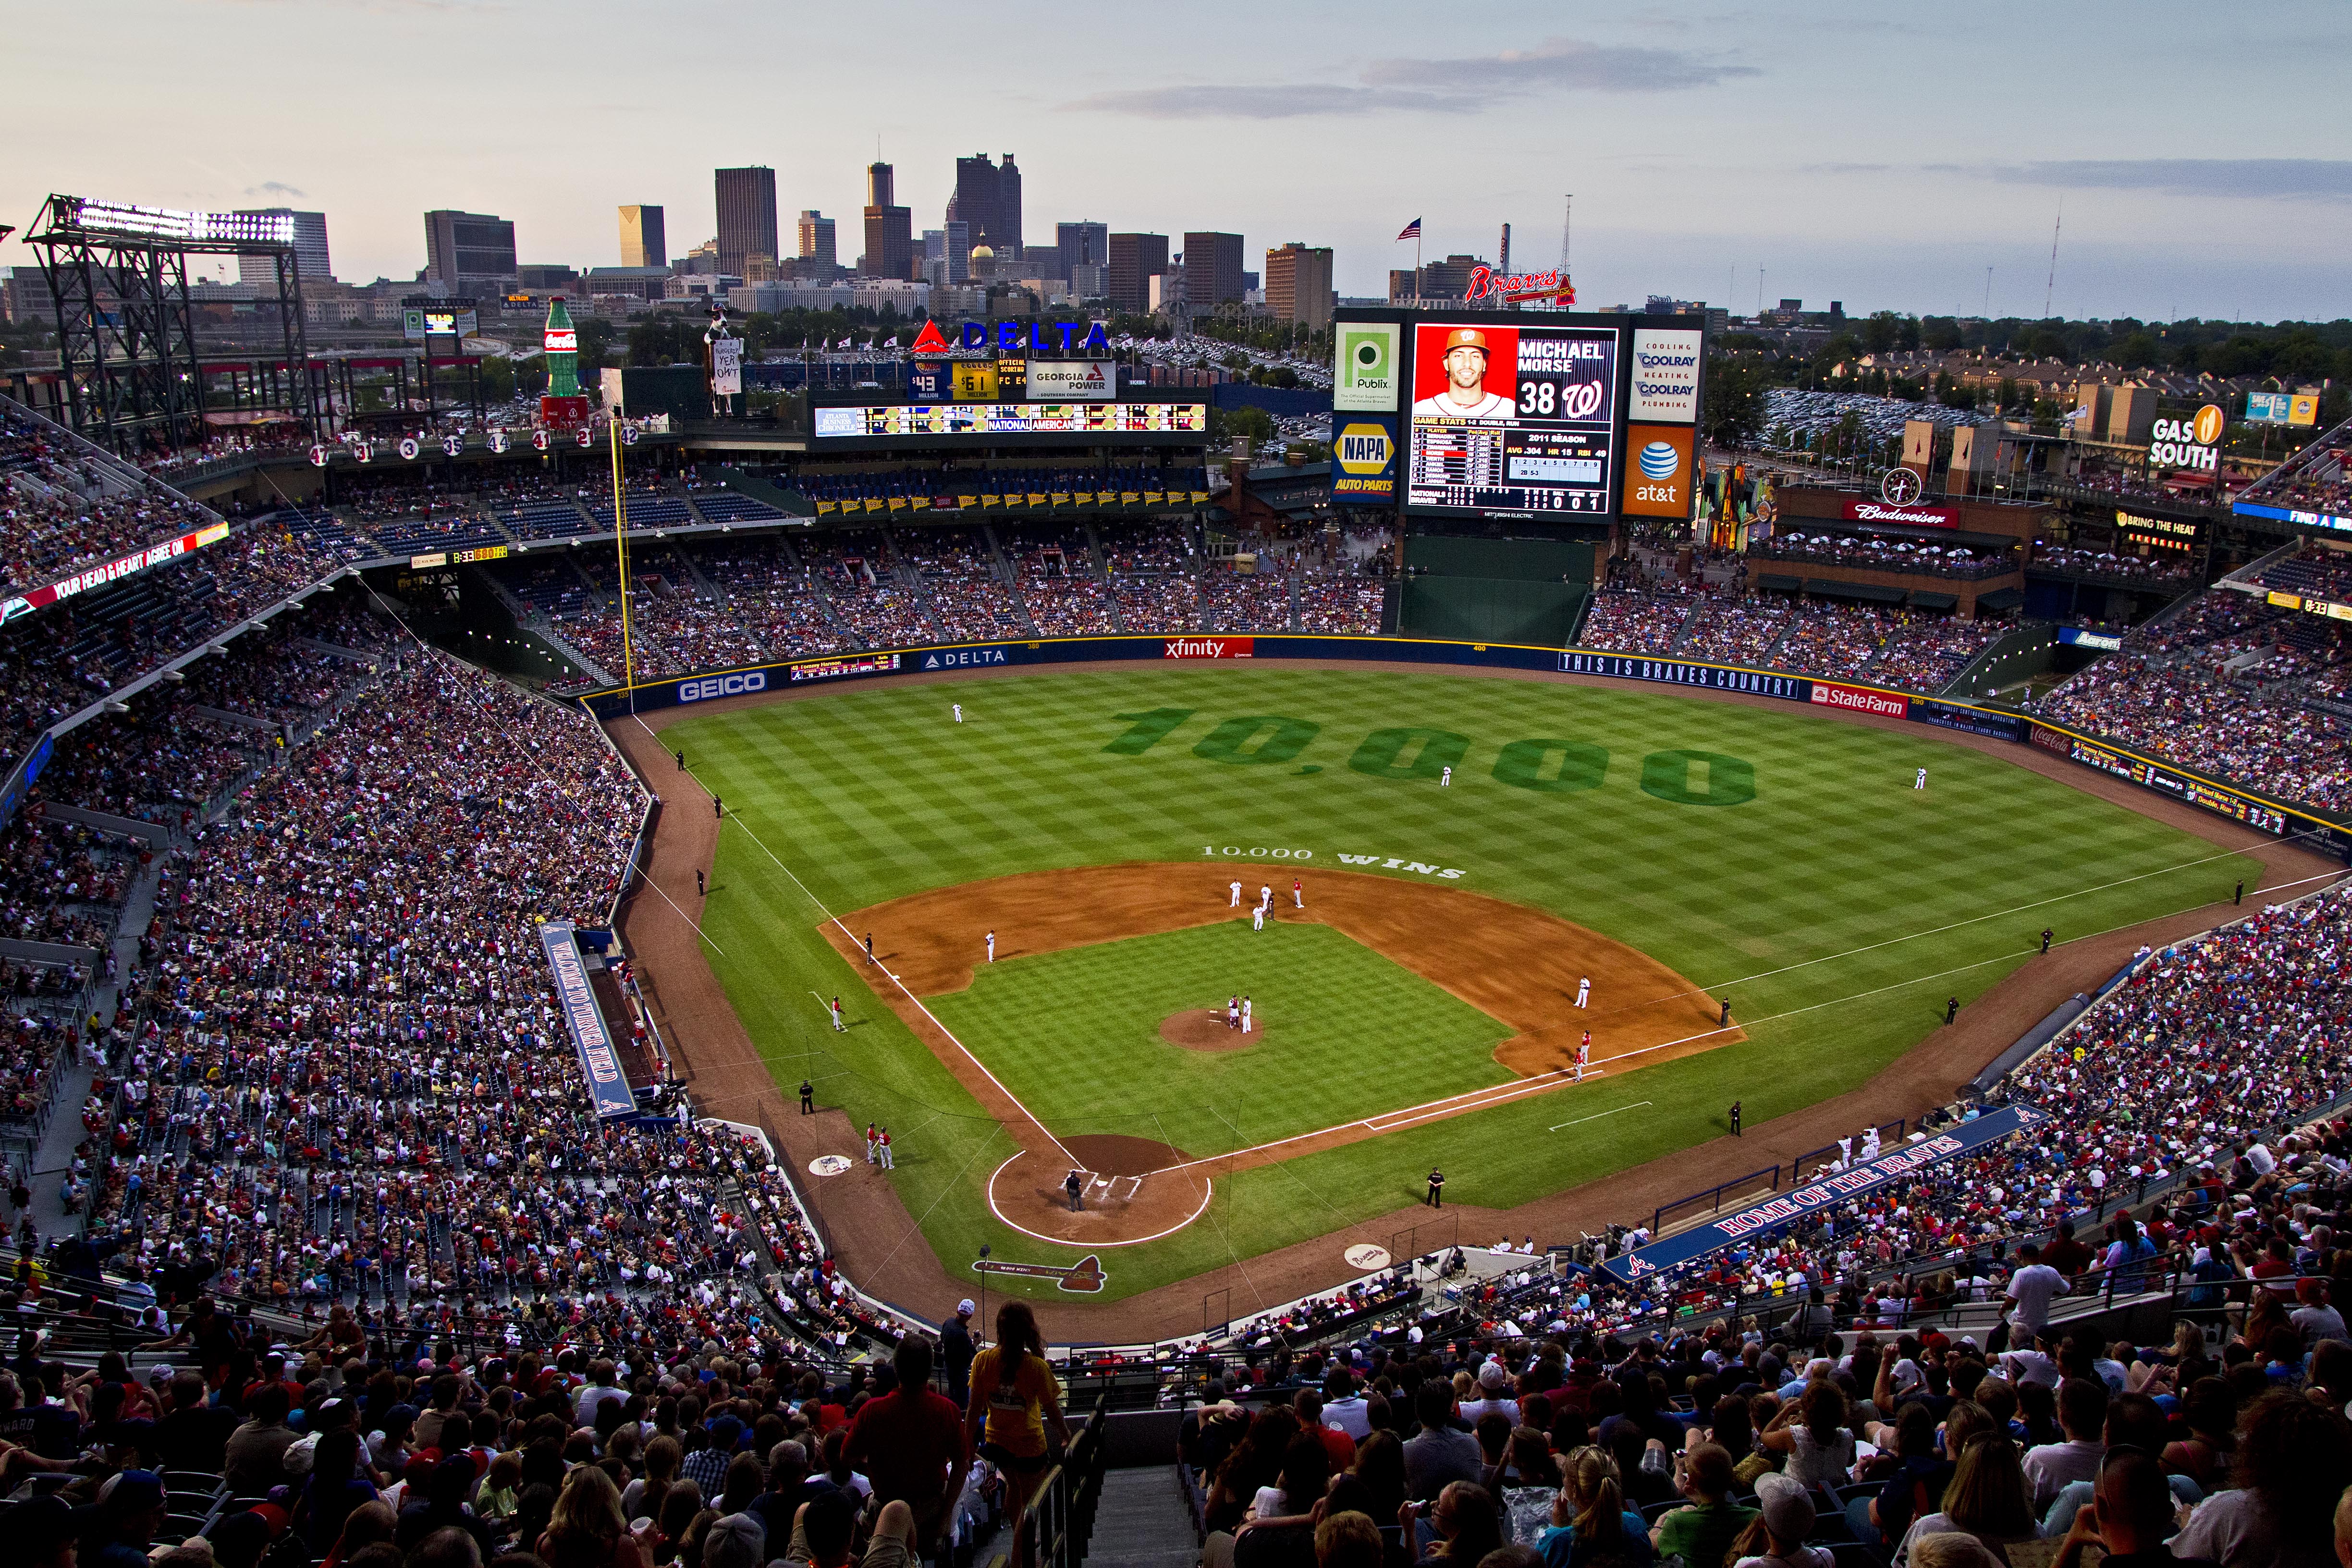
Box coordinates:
[831,996,845,1032]
[1440,765,1452,787]
[1259,884,1272,911]
[696,868,705,896]
[1574,975,1590,1009]
[1228,995,1239,1030]
[1914,767,1927,790]
[1229,880,1242,907]
[1251,905,1264,932]
[865,932,875,964]
[953,702,964,723]
[1574,1030,1590,1082]
[877,1128,894,1169]
[1241,996,1252,1034]
[985,929,995,963]
[1836,1135,1853,1168]
[865,1123,880,1164]
[1292,878,1303,909]
[799,1078,814,1114]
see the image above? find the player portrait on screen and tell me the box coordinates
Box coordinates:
[1411,328,1515,421]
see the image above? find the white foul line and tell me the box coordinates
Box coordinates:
[1550,1101,1652,1133]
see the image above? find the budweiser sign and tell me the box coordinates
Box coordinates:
[1810,681,1910,719]
[1841,499,1960,529]
[1464,265,1575,304]
[1164,636,1253,660]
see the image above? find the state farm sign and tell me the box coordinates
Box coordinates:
[1164,636,1253,660]
[1840,498,1960,529]
[1810,681,1910,719]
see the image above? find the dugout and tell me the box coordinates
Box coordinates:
[1398,535,1593,645]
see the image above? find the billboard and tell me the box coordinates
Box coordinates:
[1331,417,1397,502]
[1334,321,1401,411]
[811,401,1207,440]
[952,361,1000,401]
[1629,328,1703,424]
[710,337,743,397]
[1405,320,1620,517]
[402,303,479,340]
[2247,392,2321,427]
[1619,424,1694,519]
[2148,404,2224,478]
[1026,360,1116,401]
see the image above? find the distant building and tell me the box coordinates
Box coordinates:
[1151,263,1189,322]
[796,210,837,274]
[423,210,515,292]
[1263,243,1333,329]
[583,266,672,302]
[233,209,331,285]
[1057,222,1109,302]
[946,154,1022,254]
[1387,254,1485,303]
[1182,232,1245,307]
[714,167,778,281]
[1107,232,1169,316]
[1021,244,1064,280]
[517,263,579,290]
[618,206,665,269]
[862,161,916,282]
[922,222,970,286]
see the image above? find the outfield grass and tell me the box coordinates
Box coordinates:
[927,922,1513,1157]
[673,665,2260,1305]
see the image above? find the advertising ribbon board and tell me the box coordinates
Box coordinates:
[1601,1104,2053,1283]
[1558,651,1809,700]
[0,520,233,625]
[539,920,636,1119]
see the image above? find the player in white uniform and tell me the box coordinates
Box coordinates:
[1575,976,1590,1009]
[953,703,964,723]
[832,996,845,1032]
[1440,765,1452,787]
[1411,328,1516,421]
[1229,880,1242,907]
[1914,767,1926,790]
[1259,884,1272,912]
[1251,905,1264,931]
[985,929,995,963]
[1242,996,1252,1033]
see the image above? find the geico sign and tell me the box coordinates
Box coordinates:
[678,672,770,702]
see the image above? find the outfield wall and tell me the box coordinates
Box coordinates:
[573,635,2352,860]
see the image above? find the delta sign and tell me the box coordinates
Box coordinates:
[909,318,1112,358]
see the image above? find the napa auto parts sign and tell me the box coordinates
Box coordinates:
[1810,681,1909,719]
[1,520,232,624]
[1164,636,1253,660]
[1629,329,1703,424]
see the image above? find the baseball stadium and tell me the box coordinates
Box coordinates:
[5,257,2352,1568]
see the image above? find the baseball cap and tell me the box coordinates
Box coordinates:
[100,1470,167,1511]
[1476,1361,1508,1390]
[957,1299,976,1317]
[1443,329,1489,355]
[1755,1472,1815,1542]
[701,1512,767,1568]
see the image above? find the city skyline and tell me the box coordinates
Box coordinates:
[5,0,2350,321]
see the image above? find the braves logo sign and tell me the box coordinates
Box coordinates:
[1464,266,1574,304]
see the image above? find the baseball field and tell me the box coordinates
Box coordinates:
[655,663,2257,1307]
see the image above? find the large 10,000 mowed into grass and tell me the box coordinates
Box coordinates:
[671,666,2251,1303]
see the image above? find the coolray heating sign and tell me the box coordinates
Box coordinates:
[1809,681,1909,719]
[539,919,636,1120]
[1164,636,1253,660]
[790,652,902,683]
[677,671,769,702]
[0,519,233,624]
[1839,498,1960,529]
[1558,650,1809,699]
[2148,404,2225,476]
[1600,1103,2052,1282]
[919,646,1013,669]
[1628,329,1703,424]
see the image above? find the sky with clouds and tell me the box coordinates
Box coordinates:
[8,0,2349,322]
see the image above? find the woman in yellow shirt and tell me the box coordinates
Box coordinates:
[964,1300,1072,1565]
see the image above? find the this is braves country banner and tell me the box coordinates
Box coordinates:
[1600,1103,2052,1283]
[540,919,635,1119]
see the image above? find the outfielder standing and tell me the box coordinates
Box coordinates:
[985,929,995,963]
[1440,765,1452,787]
[1914,767,1927,790]
[832,996,845,1032]
[1229,880,1242,908]
[953,703,964,724]
[1292,878,1303,909]
[1574,975,1590,1009]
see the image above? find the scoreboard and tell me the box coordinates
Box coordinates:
[813,401,1206,440]
[1406,321,1621,516]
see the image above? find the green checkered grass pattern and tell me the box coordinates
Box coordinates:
[928,922,1512,1158]
[673,666,2256,1304]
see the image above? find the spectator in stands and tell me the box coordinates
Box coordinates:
[843,1336,968,1557]
[1758,1381,1855,1485]
[1898,1433,2037,1565]
[1651,1442,1755,1567]
[966,1300,1070,1564]
[1406,1380,1483,1502]
[2169,1391,2352,1567]
[222,1382,297,1494]
[1539,1446,1648,1566]
[2021,1379,2107,1514]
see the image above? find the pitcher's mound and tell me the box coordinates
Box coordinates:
[1160,1007,1266,1053]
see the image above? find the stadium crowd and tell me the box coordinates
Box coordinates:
[1755,533,2013,579]
[1578,588,2003,691]
[2239,417,2352,521]
[2030,543,2195,586]
[0,406,224,597]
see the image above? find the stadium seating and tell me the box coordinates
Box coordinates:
[2236,413,2352,520]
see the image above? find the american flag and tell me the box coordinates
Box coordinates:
[1396,218,1422,240]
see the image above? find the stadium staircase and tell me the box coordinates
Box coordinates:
[1084,1468,1200,1568]
[979,525,1043,638]
[1662,597,1707,653]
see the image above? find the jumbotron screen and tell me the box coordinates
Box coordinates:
[1405,321,1622,517]
[813,402,1207,439]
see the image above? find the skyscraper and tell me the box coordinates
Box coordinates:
[1106,233,1169,316]
[234,210,331,285]
[796,211,837,273]
[1058,221,1109,300]
[713,167,778,280]
[1182,232,1245,308]
[618,206,665,269]
[922,223,970,285]
[862,161,915,282]
[1264,243,1334,329]
[423,210,515,291]
[945,154,1022,254]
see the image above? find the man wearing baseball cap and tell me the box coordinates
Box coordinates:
[941,1298,977,1410]
[1413,328,1515,421]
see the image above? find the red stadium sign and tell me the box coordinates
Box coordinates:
[1809,681,1909,719]
[1164,636,1253,660]
[1841,498,1960,529]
